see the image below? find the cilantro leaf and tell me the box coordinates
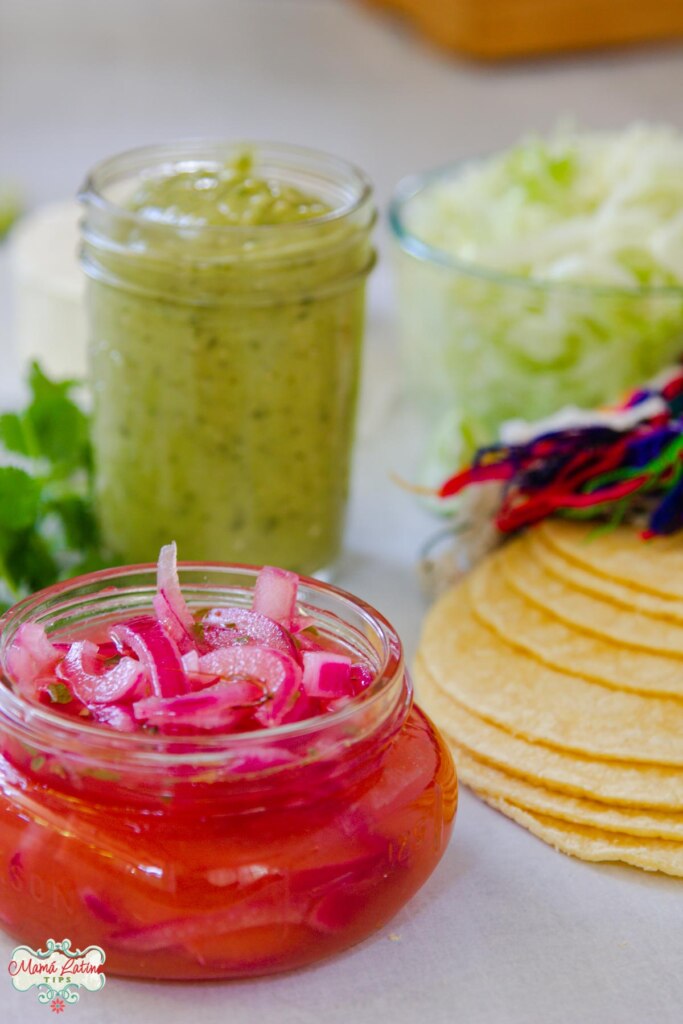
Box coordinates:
[19,361,90,470]
[28,361,77,403]
[26,394,90,469]
[46,494,100,551]
[0,467,40,529]
[0,412,31,456]
[0,362,121,604]
[5,531,60,591]
[47,682,72,704]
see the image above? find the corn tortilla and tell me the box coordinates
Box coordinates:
[480,794,683,877]
[469,557,683,699]
[415,661,683,810]
[502,542,683,658]
[454,746,683,840]
[538,520,683,601]
[417,587,683,765]
[528,530,683,624]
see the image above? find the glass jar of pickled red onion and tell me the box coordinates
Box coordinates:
[0,564,456,979]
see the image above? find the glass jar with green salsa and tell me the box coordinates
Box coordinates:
[79,142,376,575]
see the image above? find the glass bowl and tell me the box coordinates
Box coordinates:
[390,161,683,476]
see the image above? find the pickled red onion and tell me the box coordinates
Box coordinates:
[133,679,265,731]
[6,548,374,737]
[228,746,298,773]
[111,616,188,698]
[110,899,306,953]
[351,664,374,692]
[197,645,309,727]
[154,541,195,650]
[89,703,138,732]
[58,641,147,705]
[202,607,296,658]
[252,566,298,621]
[6,623,60,698]
[301,651,353,698]
[181,650,200,674]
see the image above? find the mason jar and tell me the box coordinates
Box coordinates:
[0,563,456,979]
[80,142,377,576]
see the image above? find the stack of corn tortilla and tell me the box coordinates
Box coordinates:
[415,519,683,876]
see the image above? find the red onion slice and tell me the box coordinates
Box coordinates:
[53,639,121,659]
[82,890,121,924]
[5,623,60,698]
[202,607,296,658]
[111,615,188,698]
[58,641,148,705]
[252,566,298,622]
[197,645,308,727]
[351,664,374,692]
[133,678,264,731]
[89,703,138,732]
[288,616,317,632]
[110,898,304,953]
[182,651,223,692]
[181,650,200,674]
[301,651,354,699]
[229,746,298,773]
[154,541,195,649]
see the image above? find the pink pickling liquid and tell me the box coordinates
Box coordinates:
[0,702,455,978]
[0,562,456,978]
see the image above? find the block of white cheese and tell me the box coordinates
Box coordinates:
[9,200,87,378]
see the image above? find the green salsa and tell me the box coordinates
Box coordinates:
[127,153,332,227]
[83,147,374,574]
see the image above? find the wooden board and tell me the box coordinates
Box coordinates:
[362,0,683,59]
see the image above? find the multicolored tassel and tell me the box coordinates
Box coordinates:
[437,364,683,538]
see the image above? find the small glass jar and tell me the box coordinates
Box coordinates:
[0,565,456,980]
[79,142,376,576]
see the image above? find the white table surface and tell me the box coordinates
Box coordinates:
[1,2,683,1021]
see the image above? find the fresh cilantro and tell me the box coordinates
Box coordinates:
[47,494,100,551]
[5,531,59,592]
[0,361,120,610]
[47,682,73,705]
[26,364,90,471]
[0,413,31,454]
[0,468,40,529]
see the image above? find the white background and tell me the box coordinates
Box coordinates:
[1,2,683,1021]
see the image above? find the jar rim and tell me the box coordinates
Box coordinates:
[0,562,406,768]
[79,139,375,237]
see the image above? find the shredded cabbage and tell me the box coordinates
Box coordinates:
[393,125,683,486]
[404,124,683,288]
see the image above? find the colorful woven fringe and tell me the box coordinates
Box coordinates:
[438,365,683,537]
